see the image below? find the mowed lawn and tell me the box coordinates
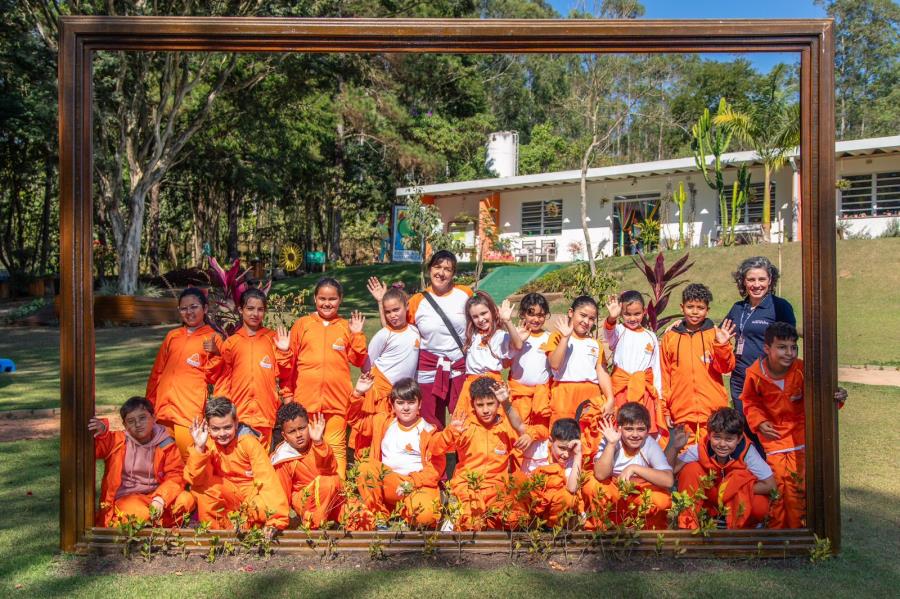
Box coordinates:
[1,239,898,412]
[0,382,896,597]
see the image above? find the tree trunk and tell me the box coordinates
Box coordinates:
[761,164,772,241]
[148,182,161,276]
[227,188,239,261]
[113,188,149,295]
[37,157,54,274]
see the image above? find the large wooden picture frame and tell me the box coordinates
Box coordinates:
[58,17,838,556]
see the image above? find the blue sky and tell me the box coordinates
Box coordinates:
[546,0,828,72]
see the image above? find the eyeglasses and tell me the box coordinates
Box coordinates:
[178,304,202,313]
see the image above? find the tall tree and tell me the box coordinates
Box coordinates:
[714,65,801,241]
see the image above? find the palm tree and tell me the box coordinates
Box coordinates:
[714,65,801,241]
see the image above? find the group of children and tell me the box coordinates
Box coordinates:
[93,275,846,535]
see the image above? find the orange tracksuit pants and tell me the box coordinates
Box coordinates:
[289,474,344,529]
[581,476,671,531]
[768,450,806,529]
[676,462,769,530]
[357,462,441,528]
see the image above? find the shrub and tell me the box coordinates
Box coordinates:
[880,219,900,238]
[517,262,619,300]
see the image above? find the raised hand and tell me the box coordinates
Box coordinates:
[308,412,326,445]
[491,381,511,405]
[599,415,621,445]
[349,310,366,334]
[498,299,516,323]
[554,314,573,337]
[834,386,848,405]
[605,295,621,321]
[715,319,737,345]
[354,372,375,395]
[516,321,531,339]
[619,464,636,482]
[275,325,290,351]
[450,412,468,434]
[669,424,689,452]
[87,417,107,437]
[203,335,219,356]
[366,277,387,303]
[569,439,583,458]
[190,416,209,451]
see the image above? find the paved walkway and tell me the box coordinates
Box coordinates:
[837,366,900,387]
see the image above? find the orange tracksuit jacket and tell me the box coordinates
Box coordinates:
[184,426,290,529]
[287,314,367,416]
[212,327,292,431]
[429,413,518,529]
[271,440,343,528]
[146,324,221,427]
[660,320,735,434]
[676,434,769,530]
[740,357,807,528]
[93,421,184,527]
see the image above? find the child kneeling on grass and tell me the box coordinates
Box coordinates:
[429,376,526,531]
[665,407,775,530]
[89,396,192,527]
[184,396,289,534]
[739,322,848,529]
[510,417,584,529]
[349,374,445,529]
[582,402,673,530]
[270,402,344,529]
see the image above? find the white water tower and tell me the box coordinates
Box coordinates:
[486,131,518,178]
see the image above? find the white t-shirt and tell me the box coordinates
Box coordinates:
[409,286,472,383]
[594,435,672,476]
[510,331,551,386]
[366,325,420,384]
[548,332,601,383]
[520,439,575,477]
[381,418,434,476]
[679,443,774,480]
[466,330,511,375]
[604,323,663,399]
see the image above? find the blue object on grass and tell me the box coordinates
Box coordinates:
[0,358,16,373]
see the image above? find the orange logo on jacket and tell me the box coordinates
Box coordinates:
[186,353,201,368]
[332,336,346,352]
[259,355,272,369]
[644,342,654,354]
[403,443,416,454]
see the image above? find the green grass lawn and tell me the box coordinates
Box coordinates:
[1,381,896,597]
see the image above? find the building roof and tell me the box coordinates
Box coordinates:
[396,135,900,198]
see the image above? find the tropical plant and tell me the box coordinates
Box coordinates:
[631,251,694,332]
[207,256,271,336]
[671,181,688,249]
[399,191,465,288]
[692,99,753,247]
[714,65,801,240]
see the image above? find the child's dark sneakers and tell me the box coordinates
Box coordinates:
[715,515,728,529]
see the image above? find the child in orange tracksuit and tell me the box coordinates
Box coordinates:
[430,376,526,531]
[604,291,666,438]
[146,287,222,461]
[350,374,445,528]
[507,293,553,434]
[660,284,736,444]
[89,397,189,527]
[212,288,292,449]
[546,296,614,423]
[511,417,584,529]
[740,322,848,529]
[354,286,421,449]
[665,407,775,530]
[582,402,673,530]
[184,397,290,532]
[270,402,344,529]
[457,291,524,415]
[287,277,367,478]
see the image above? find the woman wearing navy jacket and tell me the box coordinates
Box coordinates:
[725,256,796,442]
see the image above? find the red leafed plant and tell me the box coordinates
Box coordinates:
[631,251,694,332]
[207,257,271,336]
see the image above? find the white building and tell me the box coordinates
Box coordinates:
[395,135,900,262]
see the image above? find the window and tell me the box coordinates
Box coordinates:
[840,172,900,218]
[612,192,660,255]
[521,199,563,235]
[743,180,776,225]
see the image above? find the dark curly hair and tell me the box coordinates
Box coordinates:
[733,256,779,298]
